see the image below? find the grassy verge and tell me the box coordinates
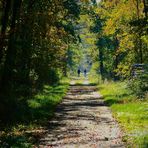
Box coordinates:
[99,81,148,147]
[0,78,69,147]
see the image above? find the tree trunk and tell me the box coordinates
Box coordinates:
[135,0,143,63]
[0,0,11,63]
[136,0,140,20]
[0,0,22,92]
[99,48,104,80]
[113,36,120,81]
[139,32,143,63]
[143,0,148,19]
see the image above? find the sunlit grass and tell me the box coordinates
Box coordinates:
[27,83,69,124]
[99,82,134,104]
[99,81,148,147]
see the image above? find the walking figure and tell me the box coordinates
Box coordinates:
[77,69,81,77]
[84,69,87,77]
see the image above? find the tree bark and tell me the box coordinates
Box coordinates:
[143,0,148,19]
[0,0,22,92]
[136,0,140,20]
[113,36,120,81]
[99,48,104,80]
[0,0,11,63]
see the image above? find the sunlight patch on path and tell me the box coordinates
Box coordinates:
[83,79,89,85]
[70,80,76,85]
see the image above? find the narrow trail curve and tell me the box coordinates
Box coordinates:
[39,81,125,148]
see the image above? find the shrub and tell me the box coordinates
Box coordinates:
[128,73,148,98]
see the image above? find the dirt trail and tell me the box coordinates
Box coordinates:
[39,81,125,148]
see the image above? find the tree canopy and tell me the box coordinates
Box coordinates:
[0,0,147,120]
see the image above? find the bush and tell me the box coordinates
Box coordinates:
[128,73,148,98]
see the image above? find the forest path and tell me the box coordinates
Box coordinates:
[39,80,125,148]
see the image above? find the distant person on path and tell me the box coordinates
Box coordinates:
[84,69,87,77]
[77,69,81,77]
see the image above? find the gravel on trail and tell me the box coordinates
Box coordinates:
[38,81,125,148]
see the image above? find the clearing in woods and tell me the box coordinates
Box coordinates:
[38,79,125,148]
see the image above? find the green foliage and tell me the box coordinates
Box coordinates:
[0,135,33,148]
[90,0,148,81]
[128,73,148,98]
[89,62,101,84]
[0,0,81,120]
[0,0,147,146]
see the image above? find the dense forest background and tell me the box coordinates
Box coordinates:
[0,0,147,127]
[0,0,82,120]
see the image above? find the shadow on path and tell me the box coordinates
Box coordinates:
[38,83,125,148]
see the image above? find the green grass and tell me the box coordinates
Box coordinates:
[99,81,148,147]
[89,74,101,85]
[0,78,69,147]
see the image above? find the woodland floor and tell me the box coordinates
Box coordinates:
[38,79,125,148]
